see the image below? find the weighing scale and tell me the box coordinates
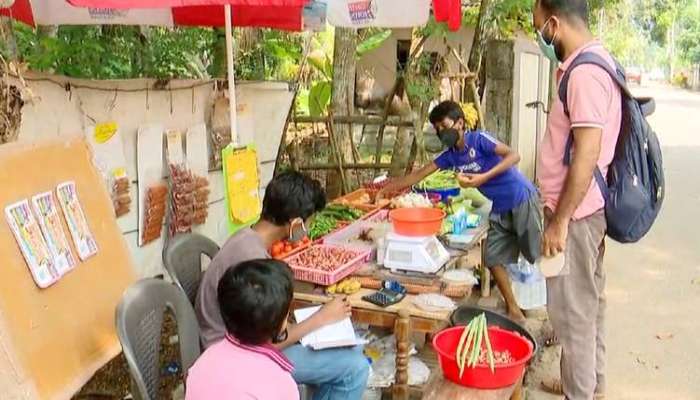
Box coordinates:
[384,232,451,274]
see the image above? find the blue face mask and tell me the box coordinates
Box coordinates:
[537,18,559,63]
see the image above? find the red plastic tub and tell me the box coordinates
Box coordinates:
[432,326,534,389]
[389,208,446,236]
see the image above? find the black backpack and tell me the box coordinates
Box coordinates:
[559,52,665,243]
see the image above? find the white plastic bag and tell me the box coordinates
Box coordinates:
[507,258,547,309]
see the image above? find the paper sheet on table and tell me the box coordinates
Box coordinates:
[294,306,367,350]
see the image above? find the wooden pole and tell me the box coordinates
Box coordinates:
[449,47,486,130]
[393,310,411,400]
[374,78,403,170]
[326,111,350,194]
[274,34,312,176]
[297,162,393,171]
[292,115,413,127]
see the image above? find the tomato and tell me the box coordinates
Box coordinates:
[271,242,284,255]
[284,244,293,253]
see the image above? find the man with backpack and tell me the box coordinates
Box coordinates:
[534,1,621,399]
[534,0,665,397]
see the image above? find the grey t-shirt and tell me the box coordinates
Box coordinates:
[195,227,269,348]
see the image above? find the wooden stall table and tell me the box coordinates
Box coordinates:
[423,373,524,400]
[293,288,452,400]
[441,217,490,297]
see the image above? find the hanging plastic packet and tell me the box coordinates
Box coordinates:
[507,258,547,309]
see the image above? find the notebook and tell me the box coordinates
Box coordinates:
[294,306,367,350]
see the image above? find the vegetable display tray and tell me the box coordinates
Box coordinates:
[332,188,390,212]
[283,244,371,286]
[322,220,380,261]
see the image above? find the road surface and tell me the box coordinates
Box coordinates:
[525,84,700,400]
[603,84,700,400]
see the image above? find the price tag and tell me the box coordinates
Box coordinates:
[94,122,118,144]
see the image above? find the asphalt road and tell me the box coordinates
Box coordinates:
[602,83,700,400]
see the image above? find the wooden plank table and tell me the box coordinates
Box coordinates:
[423,374,524,400]
[293,289,451,400]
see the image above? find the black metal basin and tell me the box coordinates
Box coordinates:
[449,305,539,356]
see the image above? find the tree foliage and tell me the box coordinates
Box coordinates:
[678,5,700,64]
[12,24,217,79]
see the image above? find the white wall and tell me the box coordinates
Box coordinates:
[10,73,294,277]
[511,32,551,180]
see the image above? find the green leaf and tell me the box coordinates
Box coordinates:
[309,81,331,117]
[296,88,311,116]
[308,51,331,80]
[356,29,392,58]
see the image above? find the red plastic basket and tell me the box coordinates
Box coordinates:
[432,326,534,389]
[283,244,370,285]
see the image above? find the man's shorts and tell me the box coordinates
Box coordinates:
[484,194,543,267]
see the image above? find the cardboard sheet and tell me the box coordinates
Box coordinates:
[0,138,137,400]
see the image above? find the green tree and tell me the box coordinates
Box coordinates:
[678,5,700,65]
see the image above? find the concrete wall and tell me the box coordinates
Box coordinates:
[356,27,475,104]
[9,73,294,277]
[483,40,515,144]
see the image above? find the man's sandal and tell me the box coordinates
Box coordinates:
[543,333,559,347]
[541,378,563,395]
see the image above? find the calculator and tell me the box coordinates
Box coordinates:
[362,280,407,307]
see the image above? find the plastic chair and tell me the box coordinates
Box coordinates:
[163,233,220,305]
[116,279,201,400]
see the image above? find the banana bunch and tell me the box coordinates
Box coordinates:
[460,102,479,130]
[327,278,362,295]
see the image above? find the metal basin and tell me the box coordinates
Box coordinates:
[449,305,539,356]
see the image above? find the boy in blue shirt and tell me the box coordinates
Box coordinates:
[378,101,542,322]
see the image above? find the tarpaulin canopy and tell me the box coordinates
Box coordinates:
[1,0,308,30]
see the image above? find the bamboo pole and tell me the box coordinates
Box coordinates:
[374,78,403,170]
[292,115,413,127]
[449,47,486,130]
[297,162,393,171]
[274,34,312,176]
[326,111,351,194]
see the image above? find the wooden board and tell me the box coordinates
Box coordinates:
[0,138,137,400]
[423,374,521,400]
[294,288,452,321]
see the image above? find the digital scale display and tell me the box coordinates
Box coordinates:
[388,249,413,264]
[426,241,440,259]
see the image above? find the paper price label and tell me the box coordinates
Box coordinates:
[94,122,118,144]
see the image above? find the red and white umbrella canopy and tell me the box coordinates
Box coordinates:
[1,0,308,30]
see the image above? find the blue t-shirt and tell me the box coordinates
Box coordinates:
[434,130,535,214]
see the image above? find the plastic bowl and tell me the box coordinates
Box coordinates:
[432,326,534,389]
[389,208,446,236]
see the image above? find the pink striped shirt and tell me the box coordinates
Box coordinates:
[186,334,299,400]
